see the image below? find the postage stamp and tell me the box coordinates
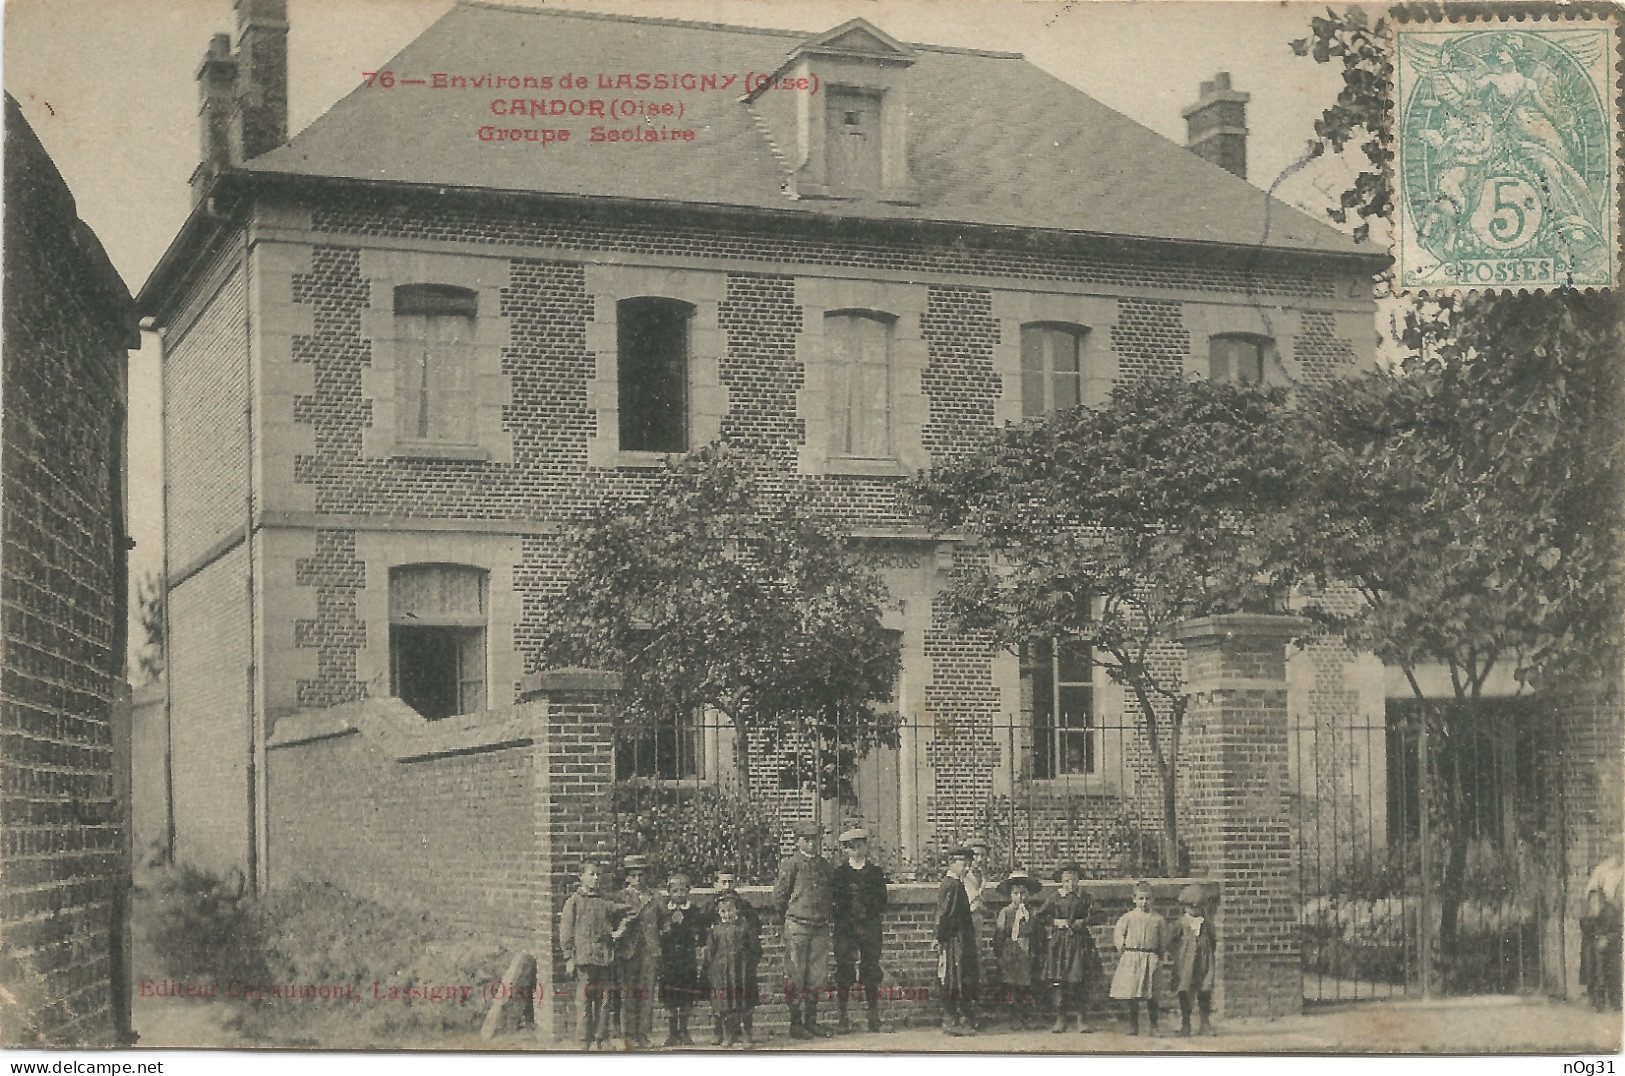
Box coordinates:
[1394,18,1620,291]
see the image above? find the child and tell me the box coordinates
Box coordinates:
[1042,862,1100,1033]
[992,870,1044,1030]
[709,872,762,1045]
[704,892,760,1048]
[1170,884,1218,1036]
[658,872,703,1046]
[615,854,663,1049]
[559,860,623,1050]
[1109,880,1166,1035]
[934,845,980,1035]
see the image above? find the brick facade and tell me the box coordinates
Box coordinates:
[1,94,137,1045]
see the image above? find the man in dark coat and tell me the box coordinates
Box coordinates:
[773,820,835,1038]
[934,844,980,1034]
[831,827,888,1033]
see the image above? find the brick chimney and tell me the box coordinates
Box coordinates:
[1182,72,1249,180]
[190,34,237,205]
[190,0,287,205]
[230,0,289,162]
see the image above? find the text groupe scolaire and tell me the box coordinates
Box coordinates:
[359,69,821,146]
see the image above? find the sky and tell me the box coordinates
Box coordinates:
[2,0,1368,666]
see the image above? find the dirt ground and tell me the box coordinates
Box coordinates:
[134,990,1621,1054]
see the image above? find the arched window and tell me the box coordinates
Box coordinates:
[389,564,487,720]
[1209,333,1276,386]
[394,284,478,445]
[827,310,895,458]
[618,297,694,453]
[1020,323,1090,416]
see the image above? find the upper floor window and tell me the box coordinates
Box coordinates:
[394,285,477,445]
[1209,333,1276,386]
[827,310,895,458]
[618,297,694,453]
[389,564,486,720]
[826,86,883,190]
[1022,636,1093,779]
[1021,324,1090,417]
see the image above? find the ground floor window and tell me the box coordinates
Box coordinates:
[616,709,703,781]
[388,564,487,720]
[1022,636,1094,778]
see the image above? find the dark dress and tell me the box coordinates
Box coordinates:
[1042,890,1101,986]
[1170,913,1217,995]
[935,875,980,1005]
[706,893,762,1010]
[705,918,760,1019]
[658,900,705,1009]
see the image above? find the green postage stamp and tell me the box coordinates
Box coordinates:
[1395,18,1620,290]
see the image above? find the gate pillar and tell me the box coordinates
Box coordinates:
[1175,614,1304,1019]
[519,667,622,1043]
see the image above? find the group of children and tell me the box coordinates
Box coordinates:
[958,851,1219,1038]
[560,848,1219,1050]
[559,855,764,1050]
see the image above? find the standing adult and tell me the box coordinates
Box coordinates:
[934,844,980,1035]
[1583,838,1623,1012]
[774,820,835,1039]
[831,827,889,1033]
[614,853,663,1048]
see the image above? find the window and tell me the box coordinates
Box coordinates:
[388,565,486,720]
[827,311,894,458]
[618,297,694,453]
[825,86,883,189]
[394,285,477,445]
[614,631,702,779]
[1021,324,1089,417]
[1209,333,1275,385]
[1022,636,1093,778]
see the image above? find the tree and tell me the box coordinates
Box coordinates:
[1292,7,1625,987]
[541,442,901,803]
[908,378,1301,873]
[134,570,165,685]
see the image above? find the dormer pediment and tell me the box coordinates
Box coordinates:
[794,19,917,64]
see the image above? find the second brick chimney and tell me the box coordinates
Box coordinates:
[1182,72,1249,180]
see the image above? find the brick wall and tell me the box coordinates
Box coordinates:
[1552,685,1624,997]
[1,95,135,1046]
[265,698,545,946]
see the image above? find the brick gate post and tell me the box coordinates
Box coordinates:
[520,667,622,1043]
[1175,614,1304,1019]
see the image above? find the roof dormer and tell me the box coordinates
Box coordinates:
[746,18,920,204]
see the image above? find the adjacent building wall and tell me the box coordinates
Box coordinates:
[1,94,137,1045]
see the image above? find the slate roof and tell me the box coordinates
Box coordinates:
[249,2,1363,257]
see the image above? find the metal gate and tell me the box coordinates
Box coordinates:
[1293,689,1572,1003]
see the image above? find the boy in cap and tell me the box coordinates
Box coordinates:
[704,891,760,1047]
[773,820,835,1038]
[1042,862,1099,1033]
[992,869,1044,1029]
[831,826,889,1033]
[934,844,980,1034]
[559,860,624,1050]
[1170,883,1218,1035]
[615,854,663,1048]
